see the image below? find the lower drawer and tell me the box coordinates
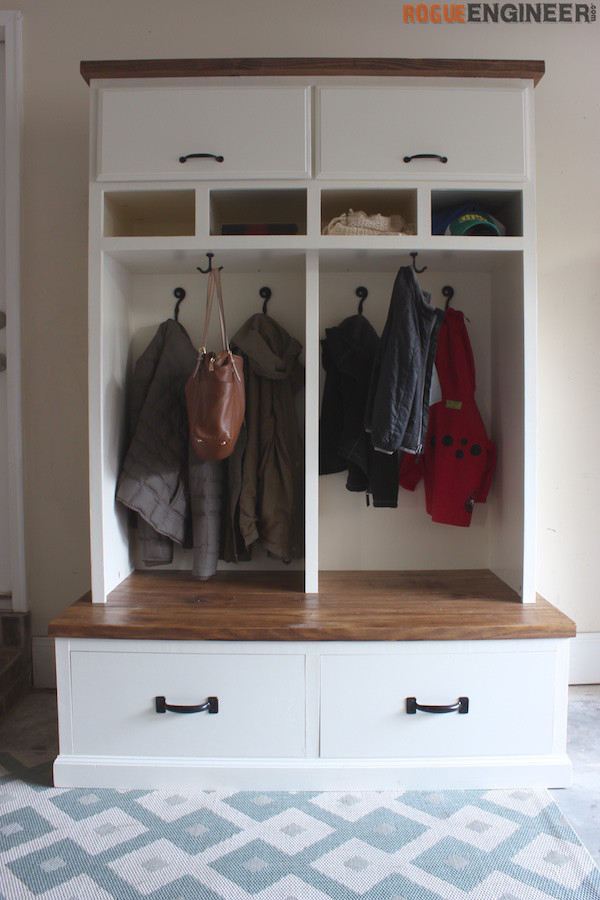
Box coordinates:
[70,649,306,758]
[319,646,558,758]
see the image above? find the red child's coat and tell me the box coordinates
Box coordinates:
[399,307,496,526]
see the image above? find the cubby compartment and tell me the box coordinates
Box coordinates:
[103,190,196,237]
[317,250,529,598]
[321,188,417,236]
[90,250,307,602]
[431,189,523,237]
[210,189,307,236]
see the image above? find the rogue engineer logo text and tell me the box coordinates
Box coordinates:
[403,3,596,21]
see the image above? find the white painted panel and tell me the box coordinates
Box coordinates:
[98,87,311,180]
[70,649,306,758]
[320,647,558,758]
[489,255,526,595]
[53,753,572,792]
[91,254,132,601]
[319,87,526,180]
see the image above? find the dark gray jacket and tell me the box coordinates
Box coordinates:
[116,319,223,579]
[365,267,443,456]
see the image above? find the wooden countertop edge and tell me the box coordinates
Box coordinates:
[80,57,545,86]
[48,570,575,641]
[49,625,576,641]
[48,605,576,642]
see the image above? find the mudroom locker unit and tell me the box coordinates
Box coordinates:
[50,58,576,790]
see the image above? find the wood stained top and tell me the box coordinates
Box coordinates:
[49,570,575,642]
[80,58,545,86]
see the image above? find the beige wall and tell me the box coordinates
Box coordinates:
[2,0,599,636]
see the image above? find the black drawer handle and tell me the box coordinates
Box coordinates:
[155,696,219,714]
[403,153,448,164]
[406,696,469,715]
[179,153,224,164]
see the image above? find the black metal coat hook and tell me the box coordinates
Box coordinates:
[173,287,186,322]
[260,286,272,314]
[410,252,427,274]
[442,285,455,310]
[356,286,368,314]
[197,252,223,274]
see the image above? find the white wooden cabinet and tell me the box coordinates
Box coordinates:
[51,58,575,791]
[54,635,571,790]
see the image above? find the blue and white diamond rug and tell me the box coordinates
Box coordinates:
[0,752,599,899]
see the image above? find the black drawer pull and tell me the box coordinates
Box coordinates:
[179,153,224,164]
[155,696,219,714]
[406,696,469,715]
[403,153,448,164]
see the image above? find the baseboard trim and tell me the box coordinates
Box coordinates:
[569,633,600,684]
[52,753,573,791]
[33,636,56,689]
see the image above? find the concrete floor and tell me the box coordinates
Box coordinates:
[0,685,598,867]
[550,684,600,867]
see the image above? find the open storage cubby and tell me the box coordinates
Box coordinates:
[431,189,524,237]
[92,250,308,602]
[320,188,418,235]
[103,189,196,237]
[93,241,530,602]
[209,188,307,236]
[317,249,526,595]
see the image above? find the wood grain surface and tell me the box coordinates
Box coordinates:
[80,58,545,85]
[49,569,575,642]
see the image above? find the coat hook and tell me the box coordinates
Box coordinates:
[356,286,368,314]
[173,287,186,322]
[197,252,223,274]
[442,285,455,310]
[410,252,427,274]
[260,286,272,314]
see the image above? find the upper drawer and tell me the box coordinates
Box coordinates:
[96,86,311,181]
[318,87,527,180]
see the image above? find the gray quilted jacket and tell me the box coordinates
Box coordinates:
[116,318,223,579]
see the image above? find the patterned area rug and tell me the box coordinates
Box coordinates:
[0,752,599,899]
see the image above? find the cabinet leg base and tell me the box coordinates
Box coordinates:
[52,753,573,791]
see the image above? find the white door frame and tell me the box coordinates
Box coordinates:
[0,11,25,612]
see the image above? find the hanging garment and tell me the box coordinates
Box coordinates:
[320,312,378,484]
[115,318,224,578]
[319,313,399,508]
[399,306,496,526]
[229,312,305,561]
[364,266,444,456]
